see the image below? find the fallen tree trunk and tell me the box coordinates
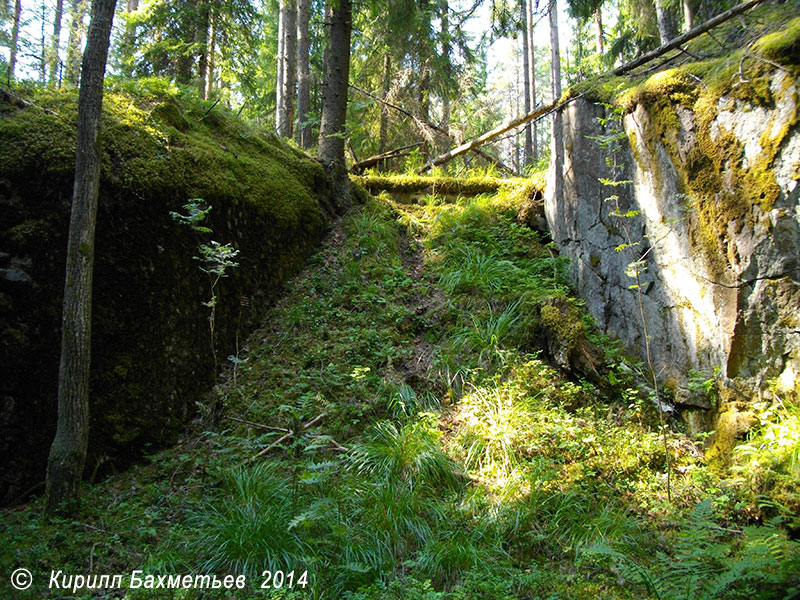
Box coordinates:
[613,0,767,75]
[419,94,582,173]
[351,142,421,174]
[349,83,516,175]
[420,0,767,173]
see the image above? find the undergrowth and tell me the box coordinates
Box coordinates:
[1,174,798,599]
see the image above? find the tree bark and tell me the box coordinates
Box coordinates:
[526,0,537,161]
[48,0,65,86]
[655,0,676,45]
[45,0,116,517]
[318,0,352,208]
[275,0,285,129]
[683,0,695,32]
[318,0,352,166]
[296,0,311,147]
[595,6,603,54]
[277,0,297,138]
[440,0,451,135]
[521,0,532,167]
[196,2,209,98]
[8,0,22,82]
[205,9,215,99]
[378,53,391,157]
[549,0,564,214]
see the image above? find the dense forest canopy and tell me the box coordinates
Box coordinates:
[0,0,754,173]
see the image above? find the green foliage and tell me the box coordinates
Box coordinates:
[187,463,308,576]
[587,500,800,600]
[3,162,799,600]
[346,419,463,492]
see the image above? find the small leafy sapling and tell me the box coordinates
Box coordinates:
[171,200,240,375]
[592,103,672,502]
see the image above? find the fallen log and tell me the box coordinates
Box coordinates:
[419,0,767,173]
[351,142,422,174]
[613,0,767,76]
[349,83,516,175]
[418,94,583,173]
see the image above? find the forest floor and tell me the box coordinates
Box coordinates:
[2,174,799,599]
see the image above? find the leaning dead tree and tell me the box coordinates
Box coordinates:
[349,84,516,175]
[419,0,767,173]
[614,0,766,76]
[351,142,422,174]
[419,94,581,173]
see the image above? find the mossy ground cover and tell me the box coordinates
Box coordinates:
[0,80,331,504]
[2,174,798,599]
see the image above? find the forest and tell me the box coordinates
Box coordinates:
[1,0,800,598]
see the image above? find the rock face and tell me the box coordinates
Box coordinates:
[545,68,800,418]
[0,87,331,504]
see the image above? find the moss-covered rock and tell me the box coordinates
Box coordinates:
[0,83,331,504]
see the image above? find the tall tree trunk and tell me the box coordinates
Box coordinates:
[40,1,47,83]
[595,6,603,54]
[549,0,564,209]
[440,0,450,135]
[48,0,65,86]
[8,0,22,82]
[277,0,297,138]
[119,0,138,77]
[65,0,88,85]
[296,0,311,147]
[196,2,209,98]
[45,0,116,517]
[682,0,695,32]
[526,0,537,161]
[655,0,676,45]
[521,0,532,168]
[205,9,215,99]
[318,0,352,205]
[378,53,391,156]
[275,0,285,129]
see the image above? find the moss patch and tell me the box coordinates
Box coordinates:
[0,82,331,504]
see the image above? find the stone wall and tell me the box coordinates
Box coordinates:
[544,69,800,426]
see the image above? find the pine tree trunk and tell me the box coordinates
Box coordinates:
[65,0,88,86]
[318,0,352,204]
[378,53,391,156]
[549,0,564,208]
[205,10,215,99]
[296,0,311,147]
[277,0,297,138]
[683,0,695,31]
[521,0,532,168]
[275,0,285,130]
[526,0,537,161]
[196,2,209,98]
[39,1,47,83]
[655,0,676,45]
[48,0,65,86]
[8,0,22,82]
[440,0,450,135]
[595,6,603,54]
[45,0,116,517]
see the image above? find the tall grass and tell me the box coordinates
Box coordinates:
[187,463,308,576]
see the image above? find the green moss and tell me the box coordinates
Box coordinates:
[752,16,800,66]
[0,79,332,496]
[602,16,800,281]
